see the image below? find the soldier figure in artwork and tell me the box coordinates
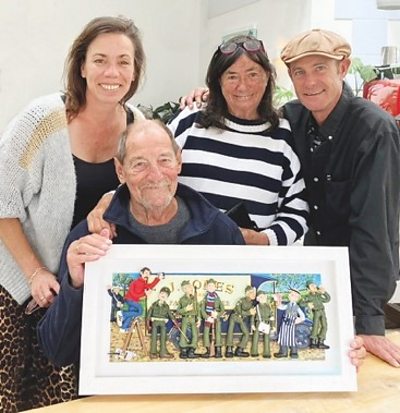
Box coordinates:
[225,285,257,358]
[176,280,201,359]
[146,286,175,359]
[274,288,305,359]
[305,282,331,349]
[200,278,224,359]
[251,290,273,358]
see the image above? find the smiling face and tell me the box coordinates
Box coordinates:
[289,55,350,125]
[81,32,135,105]
[220,54,268,120]
[115,121,182,224]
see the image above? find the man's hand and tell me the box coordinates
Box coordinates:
[359,334,400,367]
[348,336,367,371]
[179,87,209,110]
[86,192,117,238]
[67,228,112,289]
[240,228,270,245]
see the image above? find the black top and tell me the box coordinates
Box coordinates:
[71,156,119,228]
[71,107,135,228]
[283,82,400,335]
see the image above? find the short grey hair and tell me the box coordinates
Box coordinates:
[116,119,180,163]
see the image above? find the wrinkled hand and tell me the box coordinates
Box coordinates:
[30,269,60,308]
[240,228,270,245]
[87,192,117,238]
[349,336,367,371]
[67,228,112,289]
[359,334,400,367]
[179,87,209,110]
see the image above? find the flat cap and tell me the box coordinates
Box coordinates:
[281,29,351,64]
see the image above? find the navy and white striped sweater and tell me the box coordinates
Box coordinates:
[168,107,309,245]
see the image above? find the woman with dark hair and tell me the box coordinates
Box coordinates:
[168,35,308,246]
[0,16,144,411]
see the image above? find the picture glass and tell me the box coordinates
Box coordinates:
[79,245,357,394]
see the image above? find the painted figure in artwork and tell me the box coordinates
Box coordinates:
[107,285,124,324]
[225,285,257,358]
[176,280,201,359]
[121,267,163,332]
[251,290,273,358]
[274,288,305,359]
[304,282,331,349]
[146,286,175,359]
[200,278,225,358]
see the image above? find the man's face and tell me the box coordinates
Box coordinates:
[159,291,168,302]
[288,55,350,125]
[115,124,182,215]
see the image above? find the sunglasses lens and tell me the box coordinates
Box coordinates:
[220,42,237,54]
[243,39,262,52]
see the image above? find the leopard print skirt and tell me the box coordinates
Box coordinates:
[0,285,77,412]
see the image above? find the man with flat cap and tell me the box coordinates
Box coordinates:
[281,29,400,366]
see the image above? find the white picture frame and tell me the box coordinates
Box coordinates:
[79,245,357,394]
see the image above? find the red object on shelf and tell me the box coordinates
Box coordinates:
[363,79,400,118]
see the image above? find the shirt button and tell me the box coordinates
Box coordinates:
[313,205,319,210]
[328,135,333,140]
[313,177,319,182]
[326,174,332,181]
[316,231,321,236]
[310,147,314,152]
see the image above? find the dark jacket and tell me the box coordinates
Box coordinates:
[38,183,244,366]
[283,83,400,335]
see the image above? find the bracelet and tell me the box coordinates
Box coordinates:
[28,266,47,285]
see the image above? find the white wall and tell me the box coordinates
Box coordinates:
[0,0,204,131]
[1,0,400,128]
[200,0,312,90]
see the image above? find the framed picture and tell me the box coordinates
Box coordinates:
[222,25,257,43]
[79,245,357,394]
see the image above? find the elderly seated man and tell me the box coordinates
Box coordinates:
[38,119,244,367]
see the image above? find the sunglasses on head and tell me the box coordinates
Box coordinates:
[219,38,266,55]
